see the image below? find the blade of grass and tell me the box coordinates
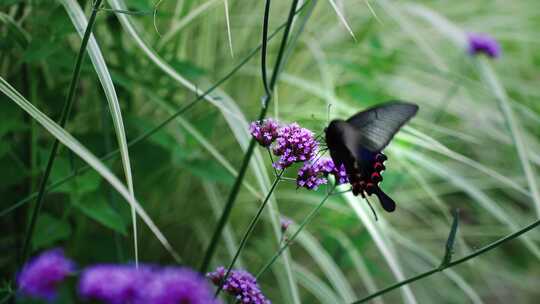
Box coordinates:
[61,0,139,265]
[327,0,356,40]
[223,0,234,58]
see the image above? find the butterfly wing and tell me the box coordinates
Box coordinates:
[346,101,418,152]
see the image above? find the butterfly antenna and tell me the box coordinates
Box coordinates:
[364,196,379,221]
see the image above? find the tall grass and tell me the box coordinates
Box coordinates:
[1,0,540,303]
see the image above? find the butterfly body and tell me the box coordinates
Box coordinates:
[324,101,418,212]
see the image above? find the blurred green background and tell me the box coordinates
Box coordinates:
[1,0,540,303]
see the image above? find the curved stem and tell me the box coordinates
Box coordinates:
[214,170,284,297]
[256,186,334,278]
[350,217,540,303]
[19,0,103,266]
[261,0,272,97]
[199,0,302,273]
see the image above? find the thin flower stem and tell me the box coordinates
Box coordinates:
[256,186,335,278]
[214,170,285,297]
[266,148,279,176]
[2,1,311,219]
[199,0,301,273]
[19,0,103,266]
[261,0,272,97]
[350,217,540,303]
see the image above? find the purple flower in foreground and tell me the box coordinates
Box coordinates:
[272,123,318,169]
[17,248,74,300]
[467,32,501,58]
[250,119,279,147]
[207,267,271,304]
[141,267,218,304]
[296,161,328,190]
[78,264,151,304]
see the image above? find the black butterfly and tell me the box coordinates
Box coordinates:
[324,101,418,212]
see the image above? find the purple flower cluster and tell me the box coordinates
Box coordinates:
[467,32,501,58]
[17,248,74,300]
[272,123,318,169]
[207,267,270,304]
[249,119,279,147]
[249,119,348,191]
[296,158,349,190]
[79,265,218,304]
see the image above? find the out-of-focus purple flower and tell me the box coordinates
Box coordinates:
[272,123,318,169]
[250,119,279,147]
[467,32,501,58]
[78,264,151,304]
[140,267,218,304]
[280,218,292,233]
[318,158,349,185]
[17,248,74,300]
[207,267,271,304]
[296,161,328,190]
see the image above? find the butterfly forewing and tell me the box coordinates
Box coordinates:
[346,101,418,152]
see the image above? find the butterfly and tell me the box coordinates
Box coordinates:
[324,101,419,213]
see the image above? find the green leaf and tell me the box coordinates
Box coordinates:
[185,159,233,185]
[73,192,127,235]
[32,213,71,249]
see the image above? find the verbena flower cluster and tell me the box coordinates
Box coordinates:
[249,119,279,147]
[17,249,218,304]
[16,248,74,300]
[250,120,347,191]
[272,123,318,169]
[467,32,501,58]
[207,267,270,304]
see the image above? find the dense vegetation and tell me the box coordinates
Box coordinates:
[1,0,540,303]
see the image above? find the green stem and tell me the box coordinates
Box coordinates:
[3,1,310,220]
[350,217,540,303]
[19,0,103,266]
[256,187,334,278]
[199,0,302,273]
[214,170,284,297]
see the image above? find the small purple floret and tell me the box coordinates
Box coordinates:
[280,218,292,232]
[207,267,271,304]
[17,248,74,300]
[141,267,218,304]
[250,119,279,147]
[319,157,349,185]
[272,123,318,169]
[296,161,328,190]
[467,32,501,58]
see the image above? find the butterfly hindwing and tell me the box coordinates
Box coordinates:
[346,101,418,152]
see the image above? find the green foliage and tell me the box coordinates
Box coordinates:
[2,0,540,303]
